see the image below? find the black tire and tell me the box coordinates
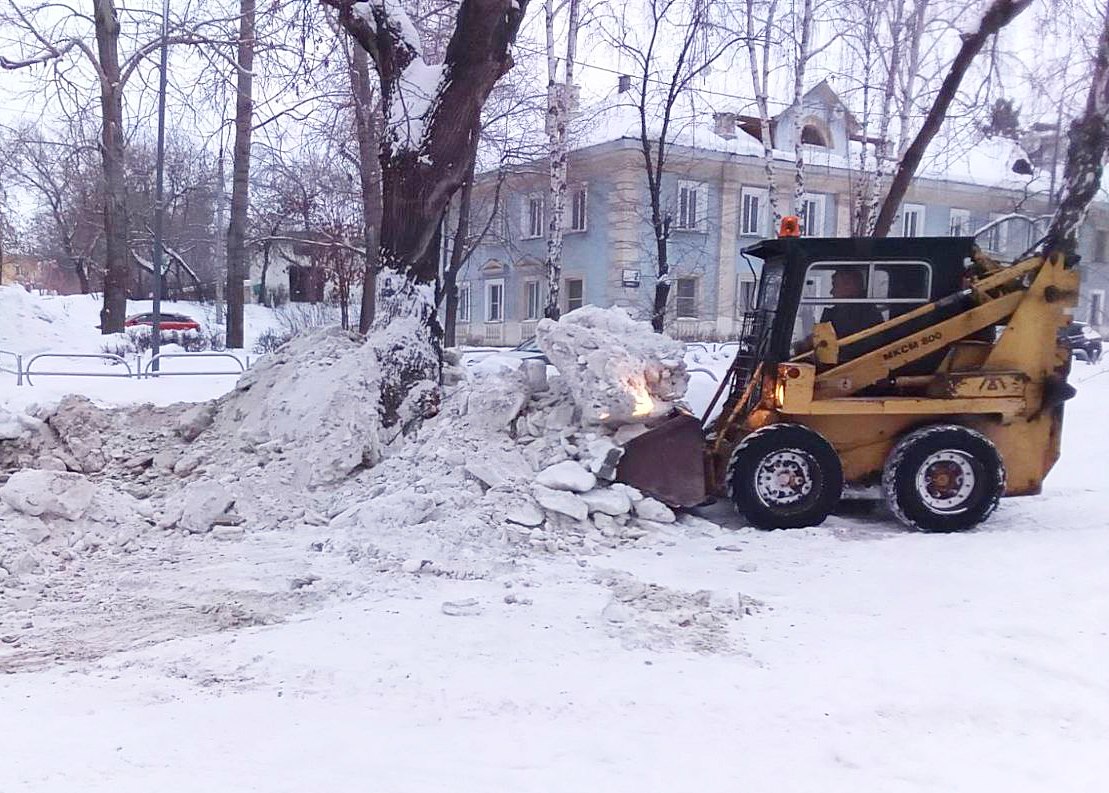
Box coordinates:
[727,423,843,529]
[882,424,1005,532]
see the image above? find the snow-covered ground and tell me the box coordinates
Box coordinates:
[1,288,1107,792]
[0,286,282,410]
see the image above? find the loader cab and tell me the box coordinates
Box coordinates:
[743,237,975,367]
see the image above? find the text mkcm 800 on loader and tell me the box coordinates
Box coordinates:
[616,218,1079,532]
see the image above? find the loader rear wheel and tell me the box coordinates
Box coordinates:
[727,424,843,529]
[882,424,1005,532]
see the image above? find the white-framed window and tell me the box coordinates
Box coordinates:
[457,282,471,322]
[738,278,757,314]
[525,280,542,320]
[565,277,584,312]
[523,196,544,239]
[901,203,925,237]
[676,180,705,231]
[799,193,826,236]
[740,187,768,236]
[949,208,971,237]
[1091,289,1105,326]
[484,278,505,322]
[675,277,698,318]
[569,187,587,232]
[1095,229,1108,261]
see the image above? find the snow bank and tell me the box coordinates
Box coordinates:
[535,306,688,425]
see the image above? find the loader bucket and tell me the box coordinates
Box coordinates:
[615,411,708,508]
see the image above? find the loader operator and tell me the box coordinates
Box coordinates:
[820,268,884,338]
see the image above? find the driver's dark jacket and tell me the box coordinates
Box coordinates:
[820,303,885,339]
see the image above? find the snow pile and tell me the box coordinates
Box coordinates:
[212,327,382,487]
[0,470,152,584]
[535,306,688,425]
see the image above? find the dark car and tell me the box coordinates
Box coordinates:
[1063,321,1102,363]
[124,312,201,332]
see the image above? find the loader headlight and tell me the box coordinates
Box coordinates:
[775,381,786,406]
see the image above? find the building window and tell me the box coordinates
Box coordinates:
[457,282,471,322]
[949,208,971,237]
[799,194,825,236]
[525,280,542,320]
[1091,290,1105,325]
[740,187,767,236]
[675,278,698,318]
[570,187,587,232]
[523,196,543,239]
[738,279,757,313]
[676,180,705,230]
[801,124,828,147]
[901,203,925,237]
[485,278,504,322]
[565,278,584,312]
[1095,230,1108,261]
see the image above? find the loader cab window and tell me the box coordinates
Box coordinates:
[793,260,932,343]
[755,262,784,312]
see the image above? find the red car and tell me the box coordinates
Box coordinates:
[124,312,201,332]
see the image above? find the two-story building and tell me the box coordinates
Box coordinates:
[453,81,1109,345]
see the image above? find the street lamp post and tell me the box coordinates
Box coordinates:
[150,0,170,372]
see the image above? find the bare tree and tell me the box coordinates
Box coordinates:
[324,0,531,424]
[225,0,256,349]
[349,42,383,333]
[599,0,741,332]
[873,0,1034,237]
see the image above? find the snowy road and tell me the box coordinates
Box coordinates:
[2,366,1107,792]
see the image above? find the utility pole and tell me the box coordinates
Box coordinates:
[150,0,170,372]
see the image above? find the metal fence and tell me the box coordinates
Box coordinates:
[0,348,251,386]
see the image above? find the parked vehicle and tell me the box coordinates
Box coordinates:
[124,312,200,332]
[1062,321,1102,363]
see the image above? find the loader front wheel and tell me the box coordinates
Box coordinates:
[727,424,843,529]
[882,425,1005,532]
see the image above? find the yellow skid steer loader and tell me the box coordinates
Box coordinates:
[615,221,1079,532]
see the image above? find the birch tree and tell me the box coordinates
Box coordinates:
[324,0,531,423]
[543,0,581,320]
[744,0,782,226]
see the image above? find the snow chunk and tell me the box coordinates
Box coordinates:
[535,460,596,493]
[166,481,236,534]
[535,306,688,425]
[533,484,588,522]
[580,487,632,516]
[634,497,676,524]
[0,470,96,520]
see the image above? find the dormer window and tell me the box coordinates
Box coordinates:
[801,124,828,147]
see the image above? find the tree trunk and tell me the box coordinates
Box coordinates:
[1043,4,1109,256]
[746,0,781,227]
[351,44,381,334]
[543,0,580,320]
[791,0,813,220]
[93,0,130,334]
[333,0,530,426]
[443,147,478,347]
[873,0,1033,238]
[225,0,255,349]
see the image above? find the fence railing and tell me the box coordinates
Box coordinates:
[144,352,247,377]
[0,348,252,386]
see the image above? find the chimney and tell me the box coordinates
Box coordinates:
[714,112,737,140]
[618,74,632,93]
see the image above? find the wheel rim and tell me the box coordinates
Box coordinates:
[915,450,977,513]
[754,448,817,508]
